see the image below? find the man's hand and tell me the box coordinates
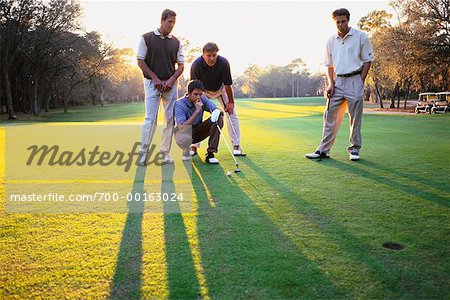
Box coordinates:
[163,77,176,91]
[152,77,163,91]
[194,100,203,112]
[211,109,221,123]
[325,83,335,99]
[225,102,234,114]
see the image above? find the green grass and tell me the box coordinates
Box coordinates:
[1,98,449,299]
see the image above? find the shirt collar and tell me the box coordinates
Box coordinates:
[183,96,194,108]
[335,27,354,39]
[154,28,173,39]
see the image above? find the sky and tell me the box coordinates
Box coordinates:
[81,1,394,76]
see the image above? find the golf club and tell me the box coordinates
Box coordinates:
[210,110,241,172]
[217,96,247,156]
[317,93,332,162]
[216,123,240,172]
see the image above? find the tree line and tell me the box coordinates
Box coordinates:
[0,0,142,119]
[233,60,326,99]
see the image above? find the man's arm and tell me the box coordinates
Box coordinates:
[137,59,163,90]
[190,59,200,80]
[179,101,202,126]
[326,67,335,99]
[360,33,374,83]
[164,41,185,91]
[163,63,184,91]
[360,62,371,83]
[224,85,235,114]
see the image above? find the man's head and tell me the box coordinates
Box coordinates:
[187,80,204,103]
[160,9,176,35]
[202,42,219,67]
[332,8,350,35]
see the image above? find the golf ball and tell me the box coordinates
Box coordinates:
[226,171,231,176]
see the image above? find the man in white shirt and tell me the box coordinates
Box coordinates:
[306,8,374,161]
[136,9,184,166]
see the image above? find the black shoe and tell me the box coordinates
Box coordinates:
[205,152,219,164]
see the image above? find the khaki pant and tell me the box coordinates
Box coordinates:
[204,87,241,147]
[140,79,177,153]
[317,74,364,154]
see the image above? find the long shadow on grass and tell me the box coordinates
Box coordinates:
[241,158,410,298]
[109,166,146,299]
[162,163,200,299]
[358,160,450,195]
[328,160,449,208]
[191,159,346,298]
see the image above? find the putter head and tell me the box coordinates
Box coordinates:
[234,168,241,173]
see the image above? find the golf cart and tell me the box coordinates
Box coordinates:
[431,92,450,114]
[415,92,438,114]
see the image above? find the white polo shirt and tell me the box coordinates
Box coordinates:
[324,27,374,75]
[136,29,184,64]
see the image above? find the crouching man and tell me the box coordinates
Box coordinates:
[174,80,223,164]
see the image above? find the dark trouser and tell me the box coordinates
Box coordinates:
[175,115,224,153]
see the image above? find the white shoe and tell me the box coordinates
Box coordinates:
[182,149,191,161]
[305,150,330,159]
[233,147,247,156]
[190,143,200,156]
[161,153,174,164]
[349,152,360,161]
[205,152,219,164]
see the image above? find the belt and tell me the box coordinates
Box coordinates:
[337,70,361,77]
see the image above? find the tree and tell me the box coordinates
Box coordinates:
[0,0,37,118]
[242,64,263,98]
[287,58,310,97]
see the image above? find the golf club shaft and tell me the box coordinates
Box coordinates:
[215,121,239,167]
[218,96,240,146]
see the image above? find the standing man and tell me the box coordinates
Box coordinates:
[174,80,223,164]
[136,9,184,165]
[190,42,246,156]
[306,8,374,161]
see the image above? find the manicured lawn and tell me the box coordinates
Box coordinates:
[1,98,449,299]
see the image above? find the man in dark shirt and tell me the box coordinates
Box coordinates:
[174,80,223,164]
[136,9,184,166]
[190,42,246,156]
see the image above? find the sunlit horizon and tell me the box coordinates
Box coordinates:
[81,1,394,76]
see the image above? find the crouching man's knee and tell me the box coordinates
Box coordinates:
[174,126,192,149]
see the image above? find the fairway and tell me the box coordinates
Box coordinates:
[1,98,449,299]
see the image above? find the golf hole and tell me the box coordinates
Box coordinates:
[382,242,404,251]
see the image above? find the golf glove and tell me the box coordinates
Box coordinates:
[211,109,221,122]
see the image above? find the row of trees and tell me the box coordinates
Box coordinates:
[0,0,142,119]
[359,0,449,108]
[233,60,325,98]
